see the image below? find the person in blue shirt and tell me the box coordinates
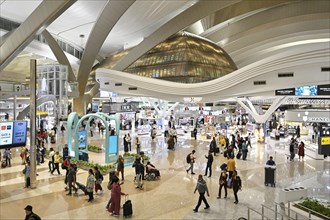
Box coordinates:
[266,156,276,166]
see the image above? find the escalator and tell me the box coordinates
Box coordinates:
[17,95,57,120]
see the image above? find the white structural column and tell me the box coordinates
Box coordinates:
[235,97,287,124]
[77,0,135,96]
[0,0,76,71]
[42,30,76,82]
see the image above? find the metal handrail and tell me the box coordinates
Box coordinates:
[293,202,330,219]
[248,207,270,220]
[262,204,295,220]
[275,202,306,220]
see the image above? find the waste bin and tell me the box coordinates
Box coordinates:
[79,151,89,162]
[265,166,276,187]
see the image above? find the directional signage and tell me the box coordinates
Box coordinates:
[321,137,330,145]
[0,122,13,145]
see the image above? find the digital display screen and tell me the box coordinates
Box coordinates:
[0,121,27,149]
[78,131,87,148]
[0,122,13,146]
[295,86,317,96]
[13,121,27,144]
[108,135,118,154]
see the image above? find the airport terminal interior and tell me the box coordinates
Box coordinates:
[0,1,329,220]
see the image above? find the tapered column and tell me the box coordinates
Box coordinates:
[29,59,37,189]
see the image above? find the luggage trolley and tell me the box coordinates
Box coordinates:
[264,165,276,187]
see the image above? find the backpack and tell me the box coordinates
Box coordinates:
[186,153,191,164]
[237,176,242,189]
[30,214,41,220]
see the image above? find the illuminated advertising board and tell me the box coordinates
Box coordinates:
[0,122,13,146]
[12,121,27,145]
[0,121,27,149]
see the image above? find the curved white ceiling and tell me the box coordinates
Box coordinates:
[1,0,329,102]
[96,41,330,102]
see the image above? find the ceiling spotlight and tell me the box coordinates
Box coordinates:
[304,111,309,116]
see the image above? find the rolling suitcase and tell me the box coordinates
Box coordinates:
[50,136,56,144]
[76,182,87,195]
[264,167,276,187]
[1,160,6,168]
[123,195,132,217]
[236,151,242,159]
[220,163,227,171]
[215,147,220,153]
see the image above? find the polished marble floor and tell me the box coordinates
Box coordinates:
[0,130,329,220]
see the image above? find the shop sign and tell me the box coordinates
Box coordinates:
[121,105,131,111]
[317,84,330,96]
[275,88,295,96]
[321,137,330,145]
[307,117,330,123]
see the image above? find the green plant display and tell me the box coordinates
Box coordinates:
[70,158,114,175]
[298,198,330,218]
[123,152,149,161]
[87,145,103,153]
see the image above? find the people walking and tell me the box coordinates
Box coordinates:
[48,147,55,172]
[186,150,196,175]
[23,161,31,188]
[50,152,61,175]
[4,148,11,167]
[24,205,41,220]
[66,164,77,195]
[61,124,65,136]
[246,133,252,148]
[172,127,177,144]
[193,127,197,140]
[132,158,144,189]
[204,151,213,177]
[135,137,141,155]
[86,169,95,202]
[227,155,236,180]
[193,175,210,212]
[210,137,217,156]
[127,134,132,151]
[123,134,128,152]
[241,140,248,160]
[298,141,305,160]
[94,166,103,194]
[217,170,228,199]
[115,155,124,181]
[232,170,242,204]
[108,178,127,216]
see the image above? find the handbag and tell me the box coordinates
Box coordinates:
[97,179,103,184]
[107,182,112,190]
[22,167,26,174]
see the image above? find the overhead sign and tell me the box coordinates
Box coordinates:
[275,88,295,96]
[307,117,330,123]
[183,97,202,103]
[276,84,330,96]
[317,84,330,96]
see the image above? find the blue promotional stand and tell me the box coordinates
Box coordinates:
[67,112,120,163]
